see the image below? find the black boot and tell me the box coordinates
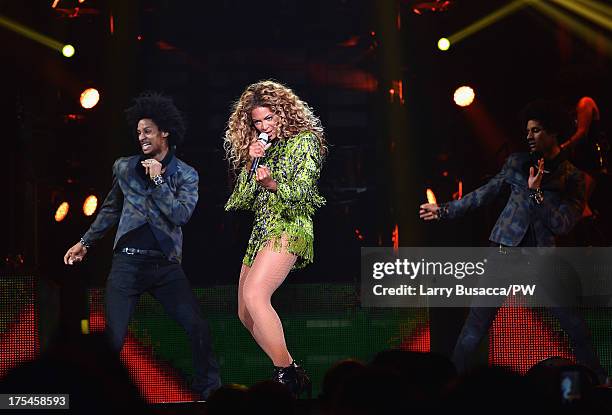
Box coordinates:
[291,361,312,399]
[271,361,312,398]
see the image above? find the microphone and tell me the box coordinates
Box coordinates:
[248,132,269,181]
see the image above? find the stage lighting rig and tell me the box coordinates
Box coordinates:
[409,0,454,15]
[52,0,100,18]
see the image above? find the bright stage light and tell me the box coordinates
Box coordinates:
[438,37,450,51]
[0,14,65,52]
[551,0,612,31]
[426,188,437,205]
[83,195,98,216]
[447,0,527,46]
[531,1,612,56]
[454,86,475,107]
[80,88,100,109]
[62,44,75,57]
[55,202,69,222]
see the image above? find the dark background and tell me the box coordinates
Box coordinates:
[3,0,610,290]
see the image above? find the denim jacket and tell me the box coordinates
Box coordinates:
[81,155,199,263]
[440,152,585,247]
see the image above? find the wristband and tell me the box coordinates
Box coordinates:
[530,188,544,205]
[437,204,449,220]
[79,238,91,249]
[152,174,165,186]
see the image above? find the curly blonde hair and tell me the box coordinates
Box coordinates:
[224,80,327,169]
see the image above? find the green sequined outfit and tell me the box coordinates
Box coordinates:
[225,131,325,269]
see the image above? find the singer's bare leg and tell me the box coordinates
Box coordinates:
[237,236,296,367]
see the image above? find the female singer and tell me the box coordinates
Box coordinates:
[224,80,327,396]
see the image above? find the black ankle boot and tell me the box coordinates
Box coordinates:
[272,364,298,396]
[271,361,312,398]
[291,361,312,399]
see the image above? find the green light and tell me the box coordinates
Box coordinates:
[0,14,64,51]
[62,44,75,58]
[438,38,450,51]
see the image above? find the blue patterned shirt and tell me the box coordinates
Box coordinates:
[440,152,585,247]
[81,155,199,263]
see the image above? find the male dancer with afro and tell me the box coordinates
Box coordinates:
[64,92,221,399]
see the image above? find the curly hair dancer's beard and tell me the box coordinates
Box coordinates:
[237,237,297,367]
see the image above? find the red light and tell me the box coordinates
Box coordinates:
[490,302,575,374]
[156,41,176,51]
[0,285,40,378]
[354,229,364,241]
[339,36,359,47]
[389,80,404,104]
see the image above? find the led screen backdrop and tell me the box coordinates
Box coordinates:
[1,278,608,404]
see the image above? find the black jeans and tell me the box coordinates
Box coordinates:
[451,250,606,382]
[105,252,221,395]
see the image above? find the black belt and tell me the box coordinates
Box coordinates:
[120,247,166,258]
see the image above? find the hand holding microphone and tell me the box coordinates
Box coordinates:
[248,132,270,181]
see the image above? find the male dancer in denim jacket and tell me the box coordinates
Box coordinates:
[420,100,607,384]
[64,92,221,398]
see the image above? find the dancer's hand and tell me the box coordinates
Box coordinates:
[141,159,162,178]
[255,165,277,191]
[64,241,88,265]
[419,203,440,221]
[528,158,544,190]
[249,139,272,159]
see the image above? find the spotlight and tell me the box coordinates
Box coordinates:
[426,188,437,205]
[80,88,100,109]
[453,86,475,107]
[412,1,453,15]
[82,195,98,216]
[438,37,450,51]
[55,202,69,222]
[446,0,527,46]
[62,44,75,57]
